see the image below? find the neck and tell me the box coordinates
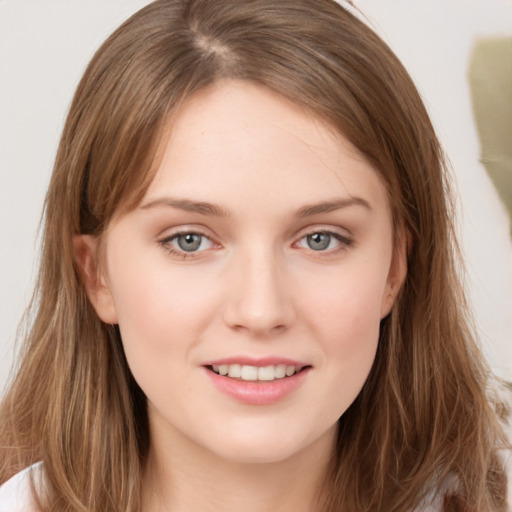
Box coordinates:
[142,421,336,512]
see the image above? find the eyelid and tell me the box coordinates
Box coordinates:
[156,224,353,259]
[293,226,353,252]
[157,227,220,259]
[155,222,212,238]
[294,224,352,242]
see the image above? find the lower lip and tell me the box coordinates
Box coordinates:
[203,367,311,405]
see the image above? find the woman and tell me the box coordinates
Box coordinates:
[0,0,510,510]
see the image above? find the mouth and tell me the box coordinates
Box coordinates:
[203,360,312,404]
[206,363,311,382]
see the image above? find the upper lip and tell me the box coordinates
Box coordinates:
[202,356,310,368]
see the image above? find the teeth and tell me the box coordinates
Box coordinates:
[241,365,258,381]
[227,364,241,378]
[275,364,286,378]
[211,364,300,381]
[285,366,296,377]
[257,365,275,381]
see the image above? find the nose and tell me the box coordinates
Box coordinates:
[222,247,296,337]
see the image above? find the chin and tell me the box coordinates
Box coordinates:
[202,419,337,466]
[210,440,306,465]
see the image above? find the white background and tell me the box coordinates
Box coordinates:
[1,0,511,393]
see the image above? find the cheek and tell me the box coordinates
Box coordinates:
[107,267,212,408]
[304,260,387,339]
[301,263,386,396]
[106,254,222,364]
[323,286,381,373]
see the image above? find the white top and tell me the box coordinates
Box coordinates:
[0,462,42,512]
[1,388,511,511]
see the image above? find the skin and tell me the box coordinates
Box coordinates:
[77,80,407,512]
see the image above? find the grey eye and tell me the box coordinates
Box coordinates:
[176,233,203,252]
[306,233,331,251]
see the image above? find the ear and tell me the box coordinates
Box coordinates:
[73,235,118,324]
[380,231,409,319]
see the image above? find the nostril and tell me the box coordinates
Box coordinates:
[221,272,296,335]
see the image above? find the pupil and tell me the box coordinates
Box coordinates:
[307,233,330,250]
[178,233,202,251]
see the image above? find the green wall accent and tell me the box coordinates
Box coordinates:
[468,38,512,237]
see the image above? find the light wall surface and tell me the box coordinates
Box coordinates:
[1,0,511,393]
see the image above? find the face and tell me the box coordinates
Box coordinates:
[80,80,406,466]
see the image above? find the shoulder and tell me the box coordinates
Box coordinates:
[417,382,512,512]
[0,462,43,512]
[494,382,512,509]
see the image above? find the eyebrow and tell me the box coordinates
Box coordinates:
[141,198,231,217]
[295,197,371,217]
[140,196,371,217]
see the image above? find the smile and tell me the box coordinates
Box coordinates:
[203,361,312,405]
[209,364,302,381]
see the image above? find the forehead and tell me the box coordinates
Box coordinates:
[144,80,389,215]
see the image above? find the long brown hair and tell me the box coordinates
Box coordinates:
[0,1,509,510]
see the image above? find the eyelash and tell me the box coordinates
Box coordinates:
[158,230,214,260]
[157,228,353,260]
[294,229,353,254]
